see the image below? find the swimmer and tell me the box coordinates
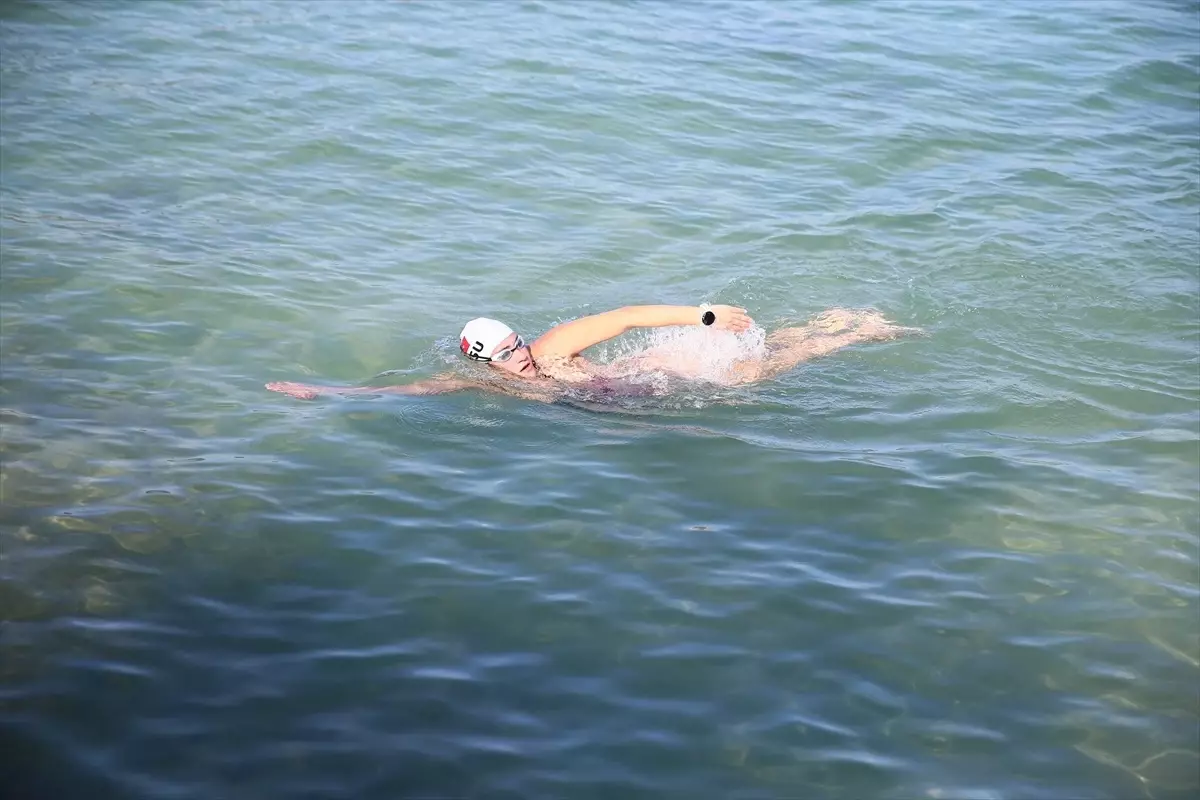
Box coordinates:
[265,304,917,402]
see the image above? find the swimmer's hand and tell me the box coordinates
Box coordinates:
[711,305,753,333]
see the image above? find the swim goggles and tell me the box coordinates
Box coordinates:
[473,335,525,363]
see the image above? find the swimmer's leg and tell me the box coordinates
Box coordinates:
[730,308,919,384]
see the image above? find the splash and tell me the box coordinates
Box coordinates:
[602,323,769,385]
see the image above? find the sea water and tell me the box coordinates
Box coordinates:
[1,2,1197,798]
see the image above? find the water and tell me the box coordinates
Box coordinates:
[1,1,1197,797]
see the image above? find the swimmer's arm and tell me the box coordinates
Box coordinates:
[265,375,477,400]
[533,304,752,358]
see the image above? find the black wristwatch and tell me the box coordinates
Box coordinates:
[700,303,716,326]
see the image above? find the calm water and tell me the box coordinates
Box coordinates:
[2,1,1198,798]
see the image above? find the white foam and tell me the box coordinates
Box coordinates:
[605,324,768,384]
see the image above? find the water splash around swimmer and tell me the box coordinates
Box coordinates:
[602,323,769,386]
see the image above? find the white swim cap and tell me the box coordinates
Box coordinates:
[459,317,515,362]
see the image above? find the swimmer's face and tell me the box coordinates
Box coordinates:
[488,332,538,377]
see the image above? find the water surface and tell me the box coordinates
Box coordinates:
[2,1,1198,798]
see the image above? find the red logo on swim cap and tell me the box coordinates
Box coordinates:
[460,337,471,355]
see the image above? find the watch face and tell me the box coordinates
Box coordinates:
[702,311,716,326]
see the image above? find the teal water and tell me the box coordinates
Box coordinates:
[2,1,1198,798]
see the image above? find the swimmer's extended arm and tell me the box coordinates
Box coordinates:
[532,304,752,359]
[266,375,476,400]
[267,377,560,404]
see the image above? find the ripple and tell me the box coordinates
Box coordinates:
[2,1,1197,798]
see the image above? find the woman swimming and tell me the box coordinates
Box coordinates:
[265,304,917,402]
